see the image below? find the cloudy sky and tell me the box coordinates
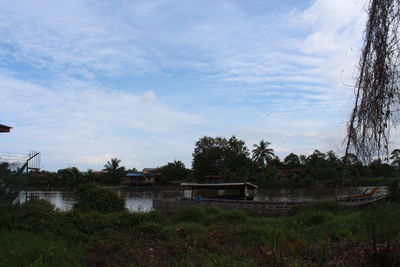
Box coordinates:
[0,0,369,171]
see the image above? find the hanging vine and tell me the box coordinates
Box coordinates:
[346,0,400,163]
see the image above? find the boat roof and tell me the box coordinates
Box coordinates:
[126,173,154,177]
[181,182,258,190]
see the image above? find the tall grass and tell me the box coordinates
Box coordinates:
[2,198,400,265]
[0,230,84,267]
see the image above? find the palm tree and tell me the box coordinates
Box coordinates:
[103,158,125,184]
[252,140,275,167]
[390,149,400,167]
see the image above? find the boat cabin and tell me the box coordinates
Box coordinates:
[181,182,258,200]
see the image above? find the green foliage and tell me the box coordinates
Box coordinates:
[216,209,249,223]
[369,158,393,177]
[103,158,126,184]
[283,153,301,169]
[73,183,125,213]
[297,210,333,226]
[364,202,400,243]
[174,206,213,224]
[0,230,83,267]
[252,140,275,168]
[158,160,189,185]
[26,198,56,213]
[0,162,11,181]
[202,253,254,267]
[25,142,400,189]
[192,136,251,180]
[2,199,400,265]
[391,149,400,167]
[57,167,84,187]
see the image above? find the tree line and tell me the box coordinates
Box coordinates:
[2,135,400,188]
[192,136,400,184]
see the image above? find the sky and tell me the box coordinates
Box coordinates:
[0,0,372,171]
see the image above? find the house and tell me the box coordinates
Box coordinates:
[143,168,161,175]
[0,124,12,133]
[121,168,160,187]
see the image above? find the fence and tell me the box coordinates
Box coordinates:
[0,152,40,206]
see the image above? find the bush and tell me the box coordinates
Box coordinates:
[175,206,208,223]
[0,230,83,266]
[174,206,221,225]
[216,209,249,223]
[25,198,56,213]
[298,211,333,226]
[73,183,125,213]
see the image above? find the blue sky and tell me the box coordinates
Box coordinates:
[0,0,370,171]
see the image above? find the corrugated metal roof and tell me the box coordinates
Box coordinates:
[181,182,258,189]
[126,173,154,177]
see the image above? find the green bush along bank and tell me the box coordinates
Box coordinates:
[2,197,400,266]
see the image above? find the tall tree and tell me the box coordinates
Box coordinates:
[251,140,275,168]
[283,153,301,169]
[306,150,326,167]
[103,158,126,184]
[192,136,251,179]
[346,0,400,162]
[341,153,361,166]
[57,167,83,187]
[159,160,188,185]
[390,149,400,167]
[326,151,340,167]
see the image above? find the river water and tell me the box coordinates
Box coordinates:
[15,186,376,212]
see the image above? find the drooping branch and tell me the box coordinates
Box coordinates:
[346,0,400,163]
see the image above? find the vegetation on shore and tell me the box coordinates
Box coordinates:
[2,136,400,190]
[1,185,400,266]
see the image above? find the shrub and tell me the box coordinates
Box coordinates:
[216,209,249,223]
[25,198,56,213]
[73,183,125,213]
[298,211,333,226]
[174,206,221,225]
[0,230,83,266]
[175,206,208,223]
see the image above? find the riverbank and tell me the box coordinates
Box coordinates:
[27,176,400,192]
[1,199,400,266]
[27,184,181,191]
[253,177,400,188]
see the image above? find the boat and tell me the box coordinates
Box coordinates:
[153,183,390,216]
[337,187,389,206]
[153,182,292,216]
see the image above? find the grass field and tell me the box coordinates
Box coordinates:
[1,197,400,266]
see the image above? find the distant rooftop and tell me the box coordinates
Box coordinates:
[181,182,258,190]
[0,124,12,133]
[126,173,154,177]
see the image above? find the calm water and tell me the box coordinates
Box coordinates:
[15,186,381,212]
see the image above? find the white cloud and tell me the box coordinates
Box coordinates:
[0,0,155,77]
[298,0,367,90]
[0,0,379,170]
[0,74,204,170]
